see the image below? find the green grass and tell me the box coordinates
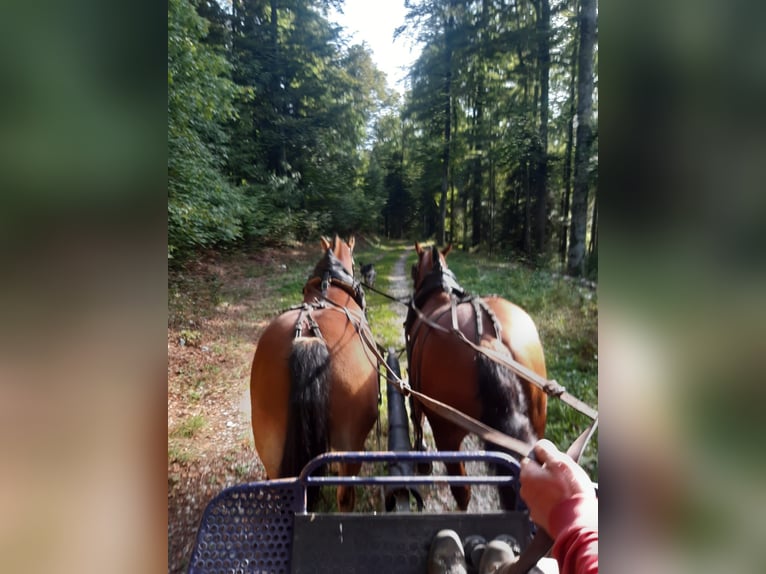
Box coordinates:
[355,242,411,350]
[168,443,194,464]
[171,414,206,438]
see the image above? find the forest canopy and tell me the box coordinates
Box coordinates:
[168,0,598,276]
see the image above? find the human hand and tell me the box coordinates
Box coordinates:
[519,439,595,536]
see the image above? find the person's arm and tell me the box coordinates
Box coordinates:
[519,439,598,574]
[548,494,598,574]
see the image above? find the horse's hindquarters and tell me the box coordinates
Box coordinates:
[250,314,295,479]
[250,307,379,485]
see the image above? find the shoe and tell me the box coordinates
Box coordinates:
[463,535,487,570]
[491,534,520,556]
[428,529,468,574]
[478,539,517,574]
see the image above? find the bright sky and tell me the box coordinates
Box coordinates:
[330,0,418,94]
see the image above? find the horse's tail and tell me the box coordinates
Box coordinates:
[476,341,536,510]
[280,337,331,508]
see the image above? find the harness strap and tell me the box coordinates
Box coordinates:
[408,298,598,421]
[321,271,330,298]
[362,326,534,458]
[291,301,328,340]
[472,297,484,342]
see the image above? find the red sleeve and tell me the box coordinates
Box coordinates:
[548,494,598,574]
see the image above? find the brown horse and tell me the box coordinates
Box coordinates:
[250,235,379,511]
[405,243,548,510]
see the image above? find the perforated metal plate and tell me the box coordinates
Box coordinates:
[188,481,303,574]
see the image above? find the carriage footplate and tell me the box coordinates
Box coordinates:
[291,512,532,574]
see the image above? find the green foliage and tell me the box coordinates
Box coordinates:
[241,174,330,244]
[166,0,596,273]
[168,0,246,257]
[178,329,203,347]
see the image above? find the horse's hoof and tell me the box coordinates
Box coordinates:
[416,460,434,475]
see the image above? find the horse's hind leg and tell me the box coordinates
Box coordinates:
[336,462,361,512]
[410,396,426,450]
[409,398,432,474]
[432,424,471,510]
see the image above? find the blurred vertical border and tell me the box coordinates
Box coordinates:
[601,0,766,572]
[0,0,167,572]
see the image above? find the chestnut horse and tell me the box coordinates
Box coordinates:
[405,243,548,510]
[250,236,379,511]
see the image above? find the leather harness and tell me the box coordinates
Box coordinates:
[405,246,505,397]
[290,248,367,340]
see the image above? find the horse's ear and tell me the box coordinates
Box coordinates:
[348,236,355,251]
[320,236,331,251]
[415,242,423,255]
[442,244,452,258]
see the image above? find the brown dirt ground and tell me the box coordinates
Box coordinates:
[167,246,313,574]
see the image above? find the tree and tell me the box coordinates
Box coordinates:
[533,0,551,254]
[168,0,245,256]
[566,0,596,276]
[399,0,463,245]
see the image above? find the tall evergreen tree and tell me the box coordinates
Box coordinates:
[567,0,596,276]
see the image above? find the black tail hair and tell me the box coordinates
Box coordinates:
[477,351,536,510]
[280,338,331,509]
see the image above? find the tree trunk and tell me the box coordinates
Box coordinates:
[439,13,455,246]
[534,0,550,255]
[567,0,596,277]
[588,192,598,260]
[268,0,286,174]
[462,187,469,250]
[449,179,455,245]
[559,19,578,266]
[523,160,532,255]
[489,135,496,256]
[471,98,484,247]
